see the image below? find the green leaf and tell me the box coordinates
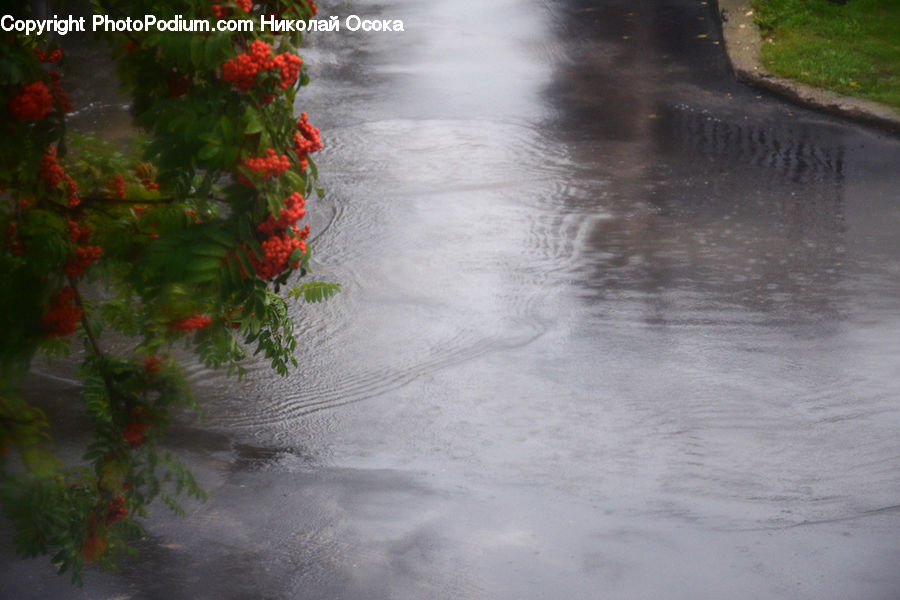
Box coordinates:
[225,256,243,286]
[198,143,221,161]
[218,116,233,142]
[202,226,235,247]
[266,192,285,217]
[288,247,304,264]
[163,35,193,70]
[234,246,256,278]
[206,34,233,67]
[185,256,224,272]
[289,282,341,303]
[244,110,264,135]
[192,243,228,259]
[190,36,205,69]
[0,58,24,85]
[222,145,240,167]
[282,169,305,191]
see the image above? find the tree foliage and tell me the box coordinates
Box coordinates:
[0,0,336,582]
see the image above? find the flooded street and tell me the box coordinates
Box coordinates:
[4,0,900,598]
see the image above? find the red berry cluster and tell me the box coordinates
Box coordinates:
[169,314,213,331]
[167,72,190,98]
[8,81,53,121]
[39,147,65,187]
[42,286,82,338]
[64,245,103,278]
[123,421,149,447]
[33,48,63,63]
[240,116,319,279]
[39,147,80,207]
[66,218,102,276]
[248,39,274,68]
[134,162,160,191]
[82,531,106,563]
[211,0,252,18]
[68,220,91,244]
[249,228,309,280]
[292,112,323,172]
[258,192,306,235]
[272,52,303,90]
[222,40,271,91]
[105,496,128,525]
[222,54,259,91]
[226,306,244,328]
[48,71,73,113]
[107,174,126,199]
[282,0,317,17]
[243,148,290,180]
[64,245,102,277]
[222,40,303,93]
[134,162,152,181]
[5,222,24,256]
[294,112,323,154]
[247,162,311,278]
[144,355,162,372]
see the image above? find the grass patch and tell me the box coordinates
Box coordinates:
[752,0,900,109]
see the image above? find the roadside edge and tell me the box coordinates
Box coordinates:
[714,0,900,135]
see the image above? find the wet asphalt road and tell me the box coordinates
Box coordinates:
[3,1,900,598]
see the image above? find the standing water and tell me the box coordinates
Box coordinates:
[4,0,900,598]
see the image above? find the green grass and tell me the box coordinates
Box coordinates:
[753,0,900,109]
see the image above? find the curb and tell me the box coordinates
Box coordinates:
[713,0,900,135]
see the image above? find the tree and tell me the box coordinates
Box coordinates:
[0,0,337,583]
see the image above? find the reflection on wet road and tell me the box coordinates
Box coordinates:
[5,0,900,598]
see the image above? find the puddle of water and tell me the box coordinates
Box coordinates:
[4,0,900,598]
